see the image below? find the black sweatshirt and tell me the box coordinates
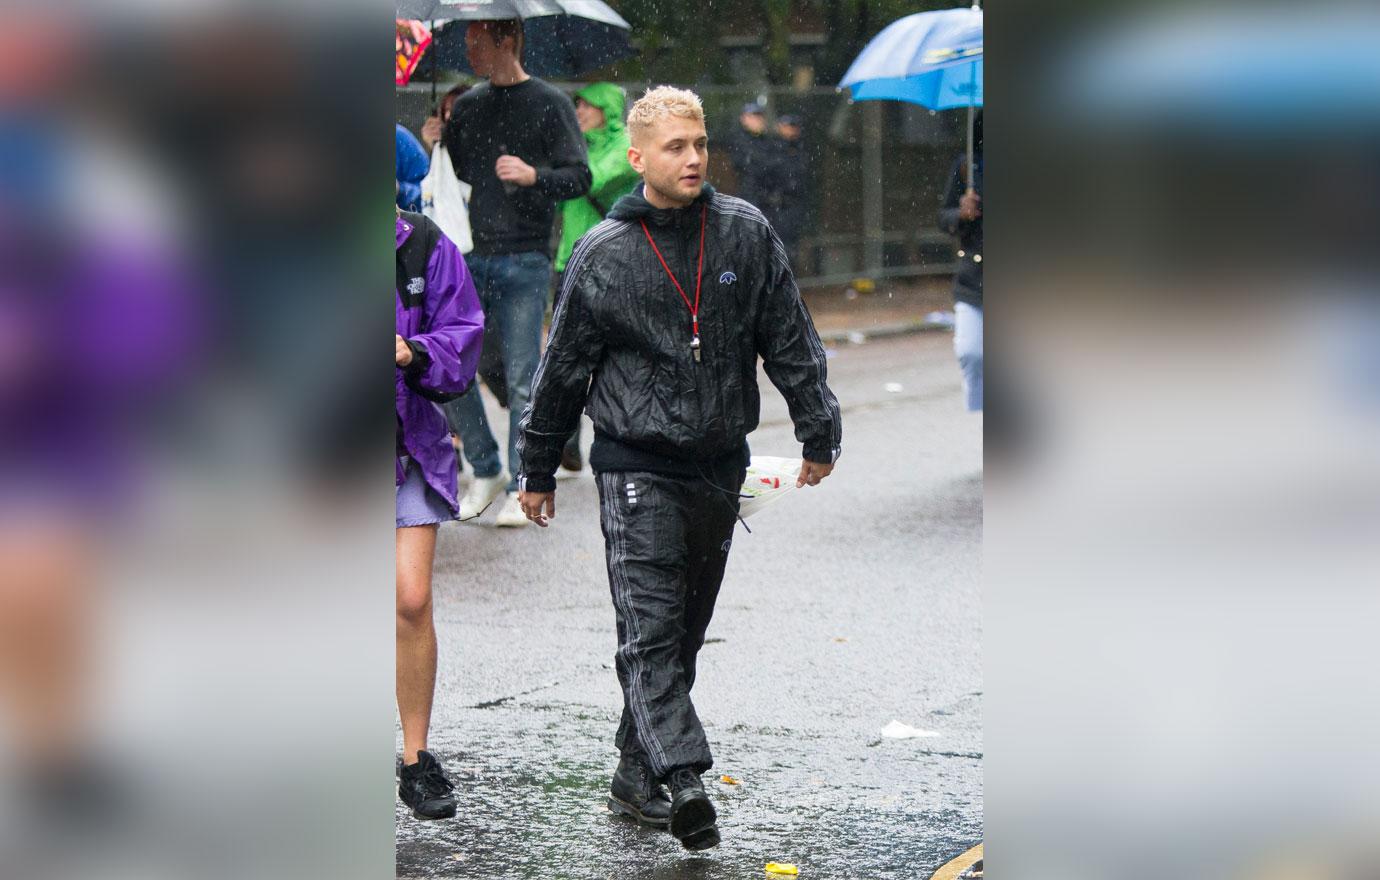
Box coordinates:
[937,152,983,308]
[444,77,591,257]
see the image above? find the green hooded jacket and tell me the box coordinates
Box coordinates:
[555,82,640,273]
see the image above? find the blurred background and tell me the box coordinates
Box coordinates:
[4,0,1380,876]
[990,1,1380,879]
[1,5,394,879]
[396,0,973,320]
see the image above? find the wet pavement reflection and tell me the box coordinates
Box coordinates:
[398,336,983,879]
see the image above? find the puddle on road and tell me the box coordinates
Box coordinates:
[397,711,981,880]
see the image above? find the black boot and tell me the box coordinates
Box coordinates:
[666,767,719,850]
[607,752,671,828]
[398,750,457,820]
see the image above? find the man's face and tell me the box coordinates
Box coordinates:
[629,115,708,207]
[574,97,605,134]
[740,112,766,135]
[465,24,502,77]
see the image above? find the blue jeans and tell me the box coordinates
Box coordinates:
[444,251,551,492]
[954,301,983,412]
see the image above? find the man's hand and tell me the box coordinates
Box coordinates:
[959,191,982,222]
[421,115,444,152]
[396,334,413,367]
[797,459,834,488]
[496,155,538,187]
[519,490,555,527]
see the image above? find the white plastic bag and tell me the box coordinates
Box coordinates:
[738,456,802,519]
[421,143,474,254]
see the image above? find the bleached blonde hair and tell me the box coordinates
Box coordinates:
[627,86,705,144]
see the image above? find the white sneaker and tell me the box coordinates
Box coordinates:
[493,493,529,528]
[555,466,582,482]
[458,472,508,521]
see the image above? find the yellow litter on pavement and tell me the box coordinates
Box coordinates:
[720,775,741,785]
[765,863,799,875]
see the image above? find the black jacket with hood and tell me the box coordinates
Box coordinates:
[937,113,983,308]
[516,183,842,494]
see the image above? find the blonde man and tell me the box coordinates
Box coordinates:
[515,86,841,850]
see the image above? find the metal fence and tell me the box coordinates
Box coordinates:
[398,82,964,288]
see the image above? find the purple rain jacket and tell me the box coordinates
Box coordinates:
[395,212,485,511]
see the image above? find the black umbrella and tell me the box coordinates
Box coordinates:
[398,0,634,82]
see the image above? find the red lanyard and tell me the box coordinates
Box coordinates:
[640,204,707,360]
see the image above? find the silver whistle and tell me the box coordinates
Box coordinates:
[691,335,701,363]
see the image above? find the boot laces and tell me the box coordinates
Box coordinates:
[669,768,700,792]
[416,760,454,799]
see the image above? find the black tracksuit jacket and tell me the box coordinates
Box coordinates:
[938,152,984,309]
[516,183,842,493]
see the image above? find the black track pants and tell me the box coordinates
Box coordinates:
[596,465,744,778]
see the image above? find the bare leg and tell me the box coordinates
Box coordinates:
[396,524,439,766]
[0,522,94,766]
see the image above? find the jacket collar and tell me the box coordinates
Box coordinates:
[607,182,716,227]
[396,214,414,250]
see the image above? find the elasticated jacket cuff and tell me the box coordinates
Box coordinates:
[518,473,557,494]
[803,444,840,465]
[403,338,431,376]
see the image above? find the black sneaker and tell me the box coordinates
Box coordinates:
[398,750,457,820]
[607,752,671,828]
[666,767,718,850]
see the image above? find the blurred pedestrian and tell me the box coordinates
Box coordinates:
[394,209,485,820]
[938,111,983,411]
[722,101,774,210]
[396,123,429,212]
[0,105,197,820]
[553,82,640,476]
[420,84,474,254]
[765,113,809,269]
[516,87,842,851]
[441,19,591,526]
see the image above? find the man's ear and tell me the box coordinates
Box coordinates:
[627,144,644,175]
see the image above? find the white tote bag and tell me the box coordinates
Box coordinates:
[421,143,474,254]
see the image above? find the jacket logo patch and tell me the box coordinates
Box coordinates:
[407,277,425,295]
[719,271,737,285]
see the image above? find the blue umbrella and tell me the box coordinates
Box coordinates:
[840,3,983,189]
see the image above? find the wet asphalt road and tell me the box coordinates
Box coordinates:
[396,332,983,880]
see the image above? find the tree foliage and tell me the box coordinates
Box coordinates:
[607,0,960,86]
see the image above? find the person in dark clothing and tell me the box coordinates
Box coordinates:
[764,114,809,269]
[721,101,776,211]
[441,19,592,526]
[515,87,842,851]
[937,111,983,411]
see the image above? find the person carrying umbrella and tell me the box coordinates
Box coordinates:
[837,4,984,411]
[552,81,640,474]
[937,110,982,411]
[440,19,591,526]
[514,86,842,850]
